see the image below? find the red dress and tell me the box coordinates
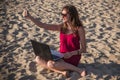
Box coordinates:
[59,32,81,66]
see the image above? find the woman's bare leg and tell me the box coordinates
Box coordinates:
[35,56,68,76]
[47,60,86,77]
[35,56,86,77]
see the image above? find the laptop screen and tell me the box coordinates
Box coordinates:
[31,40,53,61]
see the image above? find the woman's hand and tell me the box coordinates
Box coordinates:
[22,9,31,19]
[63,52,73,59]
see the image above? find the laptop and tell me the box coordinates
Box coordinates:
[30,40,63,61]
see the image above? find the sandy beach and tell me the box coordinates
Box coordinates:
[0,0,120,80]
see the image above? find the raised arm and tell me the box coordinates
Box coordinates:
[22,10,62,31]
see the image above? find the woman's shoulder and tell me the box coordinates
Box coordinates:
[77,26,84,31]
[77,26,85,34]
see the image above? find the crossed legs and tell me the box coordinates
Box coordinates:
[35,56,86,77]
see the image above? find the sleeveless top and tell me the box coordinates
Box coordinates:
[59,31,81,66]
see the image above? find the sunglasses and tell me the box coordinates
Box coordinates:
[61,13,67,17]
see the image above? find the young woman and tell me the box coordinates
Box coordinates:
[23,4,86,77]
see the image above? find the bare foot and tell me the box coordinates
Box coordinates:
[62,71,70,78]
[80,68,87,77]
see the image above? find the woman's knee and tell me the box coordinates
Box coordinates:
[47,60,55,68]
[35,56,47,65]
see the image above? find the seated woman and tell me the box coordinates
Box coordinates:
[22,4,87,77]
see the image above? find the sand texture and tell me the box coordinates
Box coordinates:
[0,0,120,80]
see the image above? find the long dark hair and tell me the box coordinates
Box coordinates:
[61,4,83,34]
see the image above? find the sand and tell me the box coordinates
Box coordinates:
[0,0,120,80]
